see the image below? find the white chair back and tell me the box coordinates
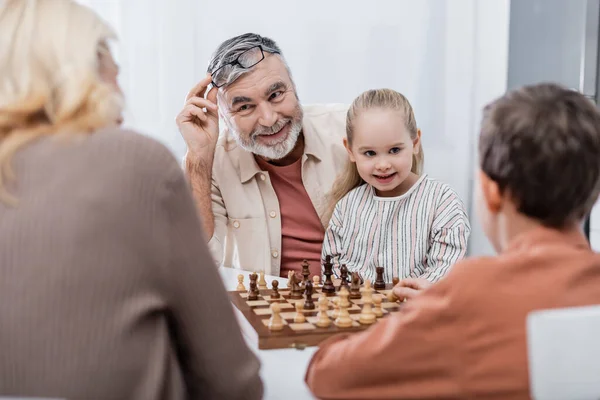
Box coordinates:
[527,304,600,400]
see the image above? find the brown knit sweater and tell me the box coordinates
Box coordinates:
[0,129,263,400]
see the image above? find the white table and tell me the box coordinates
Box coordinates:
[219,267,317,400]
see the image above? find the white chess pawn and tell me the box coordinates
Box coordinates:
[236,274,246,291]
[268,302,284,331]
[312,275,321,287]
[316,294,331,328]
[334,287,353,328]
[359,280,376,325]
[294,301,306,323]
[373,294,384,317]
[258,270,268,290]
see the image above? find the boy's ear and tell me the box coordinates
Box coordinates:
[343,138,356,162]
[412,129,422,154]
[479,170,502,213]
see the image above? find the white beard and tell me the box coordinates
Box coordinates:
[233,118,303,160]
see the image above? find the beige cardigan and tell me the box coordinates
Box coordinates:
[0,129,262,400]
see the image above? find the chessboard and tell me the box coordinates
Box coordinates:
[229,262,403,350]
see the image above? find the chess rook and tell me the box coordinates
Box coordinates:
[247,272,259,301]
[374,267,386,290]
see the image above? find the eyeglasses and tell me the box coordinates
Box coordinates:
[210,45,280,88]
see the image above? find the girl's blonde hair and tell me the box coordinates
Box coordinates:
[323,88,424,225]
[0,0,123,204]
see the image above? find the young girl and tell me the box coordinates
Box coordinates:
[322,89,470,284]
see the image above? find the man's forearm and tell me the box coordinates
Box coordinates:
[185,153,215,240]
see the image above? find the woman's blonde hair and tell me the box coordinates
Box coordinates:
[323,88,424,225]
[0,0,123,204]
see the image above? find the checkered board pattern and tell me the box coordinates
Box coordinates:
[229,283,402,350]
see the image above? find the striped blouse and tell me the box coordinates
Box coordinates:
[322,174,471,283]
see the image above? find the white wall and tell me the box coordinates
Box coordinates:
[79,0,511,255]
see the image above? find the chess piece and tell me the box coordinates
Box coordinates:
[268,302,284,331]
[315,294,331,328]
[312,275,321,287]
[349,272,361,299]
[334,287,353,328]
[287,270,294,288]
[373,294,384,317]
[294,302,306,323]
[374,267,386,290]
[304,280,315,310]
[331,297,340,319]
[236,274,246,291]
[338,264,350,292]
[301,260,310,287]
[359,280,376,325]
[247,272,259,301]
[388,276,400,302]
[289,273,303,299]
[322,255,336,296]
[258,270,268,290]
[271,280,280,299]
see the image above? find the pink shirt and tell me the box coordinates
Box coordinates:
[256,156,324,278]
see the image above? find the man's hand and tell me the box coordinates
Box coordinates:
[176,74,220,159]
[392,278,432,301]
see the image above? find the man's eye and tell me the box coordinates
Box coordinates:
[270,91,283,100]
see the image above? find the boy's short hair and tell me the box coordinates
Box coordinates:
[479,83,600,227]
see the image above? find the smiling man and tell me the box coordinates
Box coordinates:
[177,33,348,277]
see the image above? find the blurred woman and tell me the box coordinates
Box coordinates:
[0,1,262,399]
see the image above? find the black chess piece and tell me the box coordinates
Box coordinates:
[301,260,310,287]
[374,266,386,290]
[349,272,361,299]
[271,280,280,299]
[338,264,350,291]
[247,273,259,301]
[289,273,303,299]
[304,280,315,310]
[322,255,336,296]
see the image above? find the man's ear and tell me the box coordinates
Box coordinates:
[479,170,502,213]
[343,138,356,162]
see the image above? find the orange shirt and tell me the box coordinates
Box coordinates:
[306,226,600,399]
[256,156,324,278]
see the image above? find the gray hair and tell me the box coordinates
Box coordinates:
[207,33,293,88]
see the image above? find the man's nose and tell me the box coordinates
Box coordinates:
[257,102,278,127]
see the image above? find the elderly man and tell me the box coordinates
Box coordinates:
[177,33,347,278]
